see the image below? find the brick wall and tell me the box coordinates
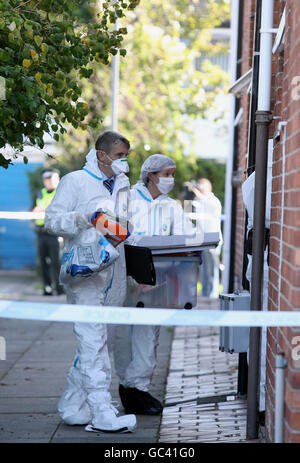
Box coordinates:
[265,0,300,443]
[232,0,300,442]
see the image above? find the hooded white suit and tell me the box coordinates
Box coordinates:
[192,192,222,297]
[113,183,194,392]
[45,149,132,426]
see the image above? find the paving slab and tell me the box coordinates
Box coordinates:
[159,321,248,443]
[0,413,60,443]
[0,279,172,443]
[0,270,261,444]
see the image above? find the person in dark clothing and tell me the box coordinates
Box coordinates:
[32,169,63,296]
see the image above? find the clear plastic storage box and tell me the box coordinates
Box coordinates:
[125,256,200,309]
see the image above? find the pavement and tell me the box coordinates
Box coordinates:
[0,270,262,444]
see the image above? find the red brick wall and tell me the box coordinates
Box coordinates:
[265,0,300,443]
[233,0,256,288]
[232,0,300,442]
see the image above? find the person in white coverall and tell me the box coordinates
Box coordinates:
[113,154,194,415]
[44,131,136,434]
[192,178,222,298]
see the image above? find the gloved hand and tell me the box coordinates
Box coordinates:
[75,212,93,230]
[87,208,106,226]
[88,208,131,247]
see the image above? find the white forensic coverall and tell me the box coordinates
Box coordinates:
[45,149,131,425]
[242,154,272,413]
[113,183,194,392]
[192,192,222,297]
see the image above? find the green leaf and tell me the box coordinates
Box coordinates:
[7,21,16,32]
[79,68,93,78]
[34,36,43,47]
[48,12,56,23]
[0,0,141,169]
[0,153,12,169]
[41,43,49,54]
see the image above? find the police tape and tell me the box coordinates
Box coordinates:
[0,299,299,327]
[0,211,44,220]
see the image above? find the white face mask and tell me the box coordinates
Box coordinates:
[99,152,129,175]
[157,177,174,194]
[110,158,129,175]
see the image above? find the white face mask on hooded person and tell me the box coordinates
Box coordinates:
[98,152,129,176]
[157,177,175,194]
[110,158,129,175]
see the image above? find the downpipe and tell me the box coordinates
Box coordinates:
[274,354,288,443]
[246,0,274,440]
[247,110,272,440]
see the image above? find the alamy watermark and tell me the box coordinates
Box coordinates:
[292,336,300,361]
[291,76,300,101]
[0,336,6,360]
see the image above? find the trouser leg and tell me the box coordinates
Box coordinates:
[37,233,52,291]
[58,321,111,425]
[200,250,214,297]
[113,324,132,386]
[74,321,111,402]
[46,234,62,292]
[58,278,111,425]
[211,252,220,298]
[121,324,160,392]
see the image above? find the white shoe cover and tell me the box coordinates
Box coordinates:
[85,406,136,433]
[58,389,92,426]
[62,404,92,426]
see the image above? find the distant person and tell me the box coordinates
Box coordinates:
[192,178,222,298]
[179,181,198,202]
[32,169,63,296]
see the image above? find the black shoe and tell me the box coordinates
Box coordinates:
[120,386,163,415]
[119,384,127,409]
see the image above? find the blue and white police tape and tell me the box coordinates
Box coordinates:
[0,300,299,326]
[0,211,44,220]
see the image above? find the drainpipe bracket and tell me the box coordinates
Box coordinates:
[255,110,273,125]
[275,354,288,369]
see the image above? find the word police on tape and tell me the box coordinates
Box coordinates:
[0,300,299,327]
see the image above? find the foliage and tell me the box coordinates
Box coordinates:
[0,0,140,168]
[53,0,230,200]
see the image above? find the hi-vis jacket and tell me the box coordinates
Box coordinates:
[35,188,56,227]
